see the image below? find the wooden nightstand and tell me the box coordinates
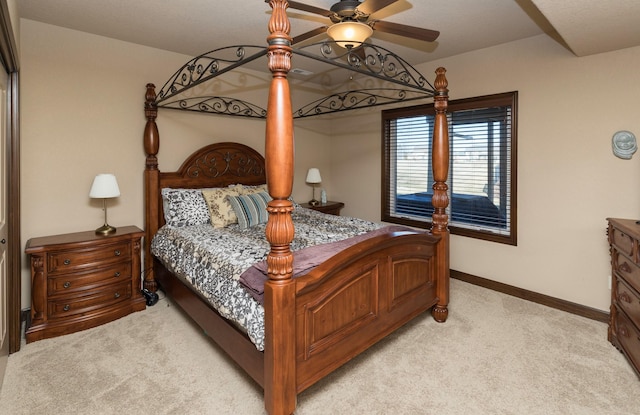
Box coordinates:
[25,226,146,343]
[301,200,345,216]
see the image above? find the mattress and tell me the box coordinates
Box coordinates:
[151,207,383,351]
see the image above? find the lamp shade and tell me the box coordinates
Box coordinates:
[89,174,120,198]
[327,21,373,48]
[306,168,322,184]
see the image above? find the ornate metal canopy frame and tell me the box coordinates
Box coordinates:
[155,41,436,119]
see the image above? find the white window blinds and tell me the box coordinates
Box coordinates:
[382,92,517,245]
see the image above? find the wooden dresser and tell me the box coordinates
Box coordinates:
[607,218,640,377]
[25,226,146,343]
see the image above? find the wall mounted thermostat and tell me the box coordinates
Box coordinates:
[612,130,637,159]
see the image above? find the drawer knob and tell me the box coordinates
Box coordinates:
[63,304,70,312]
[63,281,71,289]
[620,326,629,337]
[618,262,632,273]
[114,292,120,299]
[618,292,632,303]
[114,271,121,277]
[114,250,121,256]
[63,259,71,265]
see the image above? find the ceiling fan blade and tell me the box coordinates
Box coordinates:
[357,0,400,16]
[285,1,334,17]
[370,20,440,42]
[292,26,328,44]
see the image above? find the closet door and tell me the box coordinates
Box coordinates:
[0,0,19,382]
[0,67,7,380]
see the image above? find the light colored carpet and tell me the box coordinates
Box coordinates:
[0,279,637,415]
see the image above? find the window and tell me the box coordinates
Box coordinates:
[382,92,517,245]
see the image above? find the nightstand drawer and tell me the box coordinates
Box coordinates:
[611,226,636,260]
[48,263,131,296]
[616,278,640,329]
[47,241,131,274]
[614,309,640,372]
[48,281,132,319]
[613,248,640,294]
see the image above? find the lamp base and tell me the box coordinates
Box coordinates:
[308,199,320,206]
[95,224,116,235]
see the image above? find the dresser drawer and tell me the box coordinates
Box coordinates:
[615,278,640,329]
[48,262,131,296]
[47,241,132,275]
[48,281,132,319]
[611,225,637,260]
[614,309,640,371]
[612,248,640,294]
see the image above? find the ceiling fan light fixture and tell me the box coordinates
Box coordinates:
[327,21,373,48]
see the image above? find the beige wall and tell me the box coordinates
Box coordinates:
[21,19,640,313]
[19,20,334,308]
[331,35,640,312]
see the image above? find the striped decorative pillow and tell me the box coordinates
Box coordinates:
[227,191,272,229]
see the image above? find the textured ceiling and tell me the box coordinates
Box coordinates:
[531,0,640,57]
[17,0,640,73]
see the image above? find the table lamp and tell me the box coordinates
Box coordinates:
[306,168,322,206]
[89,173,120,235]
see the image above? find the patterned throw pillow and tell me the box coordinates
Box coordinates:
[202,187,242,228]
[161,188,210,227]
[227,191,272,229]
[232,183,269,195]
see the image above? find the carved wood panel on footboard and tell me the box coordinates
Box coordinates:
[293,231,440,392]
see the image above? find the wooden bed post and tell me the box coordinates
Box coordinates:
[431,67,450,322]
[264,1,296,414]
[143,83,160,292]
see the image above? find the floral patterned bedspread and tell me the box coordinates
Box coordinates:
[151,207,383,351]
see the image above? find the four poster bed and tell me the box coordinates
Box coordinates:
[142,1,450,414]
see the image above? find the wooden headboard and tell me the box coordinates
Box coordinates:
[157,140,266,220]
[159,142,266,188]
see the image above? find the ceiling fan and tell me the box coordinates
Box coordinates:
[281,0,440,48]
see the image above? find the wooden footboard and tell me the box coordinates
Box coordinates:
[154,228,444,410]
[140,133,449,414]
[293,230,440,392]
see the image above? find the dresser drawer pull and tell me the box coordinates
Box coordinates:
[618,262,632,273]
[114,271,121,277]
[618,292,632,303]
[63,281,71,289]
[114,250,121,256]
[63,259,71,265]
[114,292,120,299]
[63,304,70,312]
[620,326,629,338]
